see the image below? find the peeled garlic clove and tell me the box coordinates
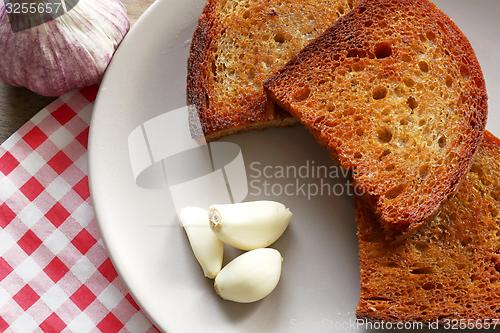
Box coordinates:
[209,201,292,250]
[0,0,129,96]
[214,248,283,303]
[180,207,223,279]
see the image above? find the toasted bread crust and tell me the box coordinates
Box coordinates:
[355,131,499,322]
[187,0,357,141]
[187,0,220,139]
[265,0,488,234]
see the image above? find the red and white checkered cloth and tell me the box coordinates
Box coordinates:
[0,86,158,333]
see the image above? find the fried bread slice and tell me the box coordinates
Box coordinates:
[187,0,359,140]
[356,131,499,322]
[265,0,487,233]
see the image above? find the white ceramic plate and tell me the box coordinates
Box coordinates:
[88,1,500,332]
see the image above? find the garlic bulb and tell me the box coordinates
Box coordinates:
[0,0,130,96]
[209,201,292,250]
[214,248,283,303]
[180,207,223,279]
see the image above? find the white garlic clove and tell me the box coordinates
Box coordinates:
[0,0,129,96]
[214,248,283,303]
[180,207,223,279]
[209,201,292,250]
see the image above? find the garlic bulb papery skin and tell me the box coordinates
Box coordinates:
[180,207,224,279]
[214,248,283,303]
[0,0,130,96]
[209,201,292,251]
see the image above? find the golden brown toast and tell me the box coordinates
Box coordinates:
[356,131,499,322]
[265,0,487,234]
[187,0,359,140]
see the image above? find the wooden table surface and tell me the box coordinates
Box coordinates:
[0,0,155,144]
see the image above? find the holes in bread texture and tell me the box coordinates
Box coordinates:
[379,149,391,160]
[204,93,210,108]
[470,274,481,282]
[274,31,289,44]
[415,242,429,252]
[438,136,447,148]
[404,78,415,87]
[377,127,393,143]
[385,183,406,199]
[407,96,418,110]
[367,297,391,301]
[374,42,392,59]
[411,267,435,274]
[419,61,429,72]
[460,64,470,79]
[343,107,355,116]
[373,86,388,100]
[422,282,435,290]
[460,237,472,248]
[293,86,311,102]
[347,49,367,58]
[384,261,398,268]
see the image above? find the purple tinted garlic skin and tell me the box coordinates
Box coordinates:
[0,0,130,96]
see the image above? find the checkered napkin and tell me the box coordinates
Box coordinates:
[0,86,158,333]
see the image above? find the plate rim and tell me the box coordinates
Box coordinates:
[88,0,167,330]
